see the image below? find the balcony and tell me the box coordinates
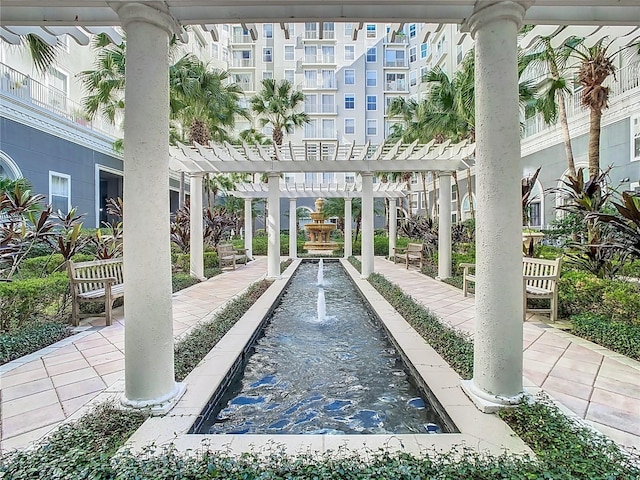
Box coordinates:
[305,103,338,114]
[303,127,338,140]
[231,33,254,44]
[230,58,255,68]
[300,80,337,90]
[303,55,336,65]
[384,81,408,92]
[0,62,119,138]
[383,59,408,68]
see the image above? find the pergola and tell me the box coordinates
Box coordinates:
[2,1,638,416]
[170,139,472,280]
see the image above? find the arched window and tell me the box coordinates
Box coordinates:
[0,151,22,180]
[461,193,476,221]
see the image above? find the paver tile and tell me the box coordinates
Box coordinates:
[587,401,640,436]
[45,358,91,376]
[56,376,106,402]
[1,364,48,388]
[51,367,99,388]
[543,389,589,417]
[2,403,65,439]
[543,375,593,401]
[61,391,102,416]
[42,351,85,367]
[3,377,54,402]
[2,389,59,418]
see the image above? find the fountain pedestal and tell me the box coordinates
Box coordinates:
[304,198,339,254]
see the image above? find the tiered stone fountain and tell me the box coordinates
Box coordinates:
[304,198,339,253]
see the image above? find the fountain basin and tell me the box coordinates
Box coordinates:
[124,259,529,456]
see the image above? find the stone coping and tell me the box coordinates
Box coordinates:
[124,259,530,457]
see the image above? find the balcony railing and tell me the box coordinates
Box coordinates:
[232,33,253,43]
[303,127,338,139]
[0,62,119,138]
[384,81,408,92]
[303,55,335,64]
[231,58,255,68]
[383,59,408,68]
[305,103,338,114]
[523,60,640,138]
[300,79,337,89]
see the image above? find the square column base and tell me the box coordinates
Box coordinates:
[461,379,526,413]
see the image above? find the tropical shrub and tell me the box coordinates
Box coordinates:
[0,321,71,364]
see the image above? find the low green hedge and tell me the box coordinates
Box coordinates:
[174,279,272,381]
[0,273,70,332]
[172,251,218,272]
[16,253,94,279]
[558,270,640,324]
[571,313,640,361]
[0,321,72,364]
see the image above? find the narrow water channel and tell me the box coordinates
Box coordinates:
[198,261,446,435]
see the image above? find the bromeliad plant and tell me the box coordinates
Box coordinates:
[592,191,640,260]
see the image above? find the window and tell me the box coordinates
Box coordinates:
[457,44,464,64]
[366,119,377,136]
[263,48,273,62]
[263,24,273,39]
[345,173,355,183]
[385,72,406,91]
[321,45,335,63]
[211,43,219,59]
[305,22,318,39]
[421,43,428,58]
[344,94,355,110]
[284,45,294,61]
[48,68,68,109]
[528,202,541,227]
[344,45,355,61]
[304,45,317,62]
[344,23,354,38]
[366,70,377,87]
[262,71,273,80]
[409,46,417,63]
[323,23,335,39]
[632,114,640,161]
[304,70,317,88]
[366,24,376,38]
[410,70,417,87]
[344,118,355,135]
[321,70,336,88]
[322,119,335,137]
[284,69,295,84]
[344,69,355,85]
[49,171,70,214]
[451,184,458,202]
[222,47,229,62]
[411,193,418,210]
[409,24,416,38]
[385,49,405,67]
[366,95,377,111]
[366,47,377,63]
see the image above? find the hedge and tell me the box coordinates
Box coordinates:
[172,251,219,272]
[16,253,94,279]
[558,270,640,324]
[0,321,71,364]
[571,313,640,361]
[0,273,70,332]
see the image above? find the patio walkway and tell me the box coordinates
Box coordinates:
[374,258,640,450]
[0,257,269,451]
[1,256,638,452]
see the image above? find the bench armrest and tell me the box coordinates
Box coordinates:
[459,262,475,268]
[393,247,407,254]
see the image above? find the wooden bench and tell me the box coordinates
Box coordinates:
[461,257,562,322]
[216,243,248,270]
[393,242,424,270]
[67,258,124,326]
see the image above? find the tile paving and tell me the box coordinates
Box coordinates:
[1,255,638,452]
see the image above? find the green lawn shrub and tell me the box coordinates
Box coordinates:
[171,273,200,293]
[619,259,640,278]
[17,253,94,279]
[242,235,306,256]
[0,321,71,364]
[0,273,69,331]
[172,251,218,272]
[173,279,272,381]
[558,270,640,324]
[351,235,396,256]
[534,244,564,259]
[571,313,640,361]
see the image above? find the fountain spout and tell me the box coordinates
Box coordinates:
[317,259,324,286]
[317,287,326,322]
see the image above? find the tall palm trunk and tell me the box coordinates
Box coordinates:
[557,90,577,178]
[588,107,603,177]
[433,172,439,223]
[273,125,284,146]
[466,168,475,220]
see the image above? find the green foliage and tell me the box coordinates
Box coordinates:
[172,252,219,273]
[0,321,71,364]
[171,273,200,293]
[499,394,639,479]
[17,253,93,279]
[174,279,272,381]
[620,258,640,278]
[351,235,393,256]
[368,273,474,379]
[558,270,640,324]
[0,273,69,331]
[0,402,146,479]
[280,258,293,273]
[348,256,361,272]
[241,235,305,256]
[534,244,564,259]
[571,313,640,361]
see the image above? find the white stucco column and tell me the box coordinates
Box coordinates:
[344,197,353,258]
[115,3,184,412]
[361,173,374,278]
[289,198,297,259]
[437,172,452,279]
[267,173,280,279]
[388,198,397,259]
[461,1,527,411]
[244,198,253,260]
[189,174,204,280]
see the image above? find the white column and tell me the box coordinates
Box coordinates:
[437,172,452,279]
[115,3,184,412]
[361,173,374,278]
[189,174,204,280]
[267,173,281,279]
[344,198,353,258]
[244,198,253,260]
[289,198,297,259]
[461,1,527,411]
[388,198,397,259]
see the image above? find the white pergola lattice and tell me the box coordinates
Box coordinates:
[169,139,474,174]
[230,182,408,199]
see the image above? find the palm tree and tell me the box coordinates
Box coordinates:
[22,34,61,74]
[250,79,309,145]
[522,35,579,177]
[569,38,617,177]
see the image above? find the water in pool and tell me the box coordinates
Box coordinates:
[198,260,445,435]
